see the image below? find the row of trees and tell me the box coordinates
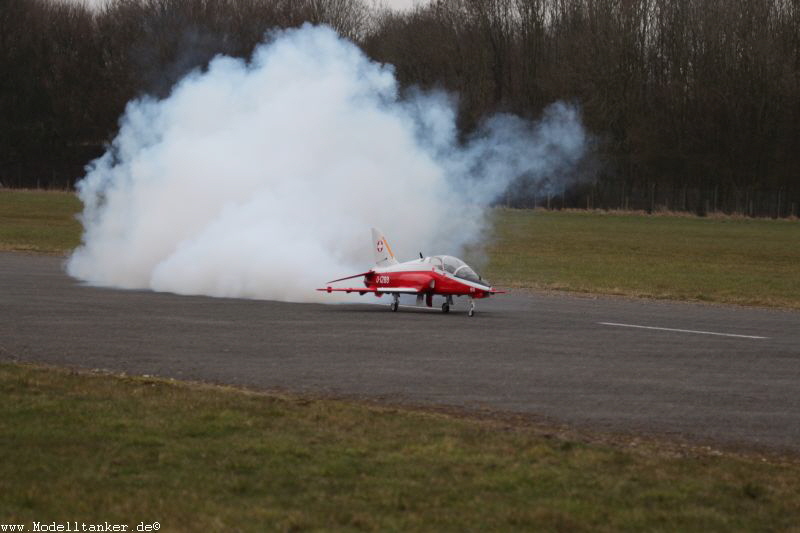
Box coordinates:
[365,0,800,216]
[1,0,371,188]
[2,0,799,216]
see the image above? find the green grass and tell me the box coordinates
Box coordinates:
[3,194,800,528]
[0,189,82,253]
[2,190,799,307]
[2,362,799,532]
[486,208,800,309]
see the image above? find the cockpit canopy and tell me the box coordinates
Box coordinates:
[426,255,485,285]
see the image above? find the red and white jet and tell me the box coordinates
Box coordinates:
[318,228,503,316]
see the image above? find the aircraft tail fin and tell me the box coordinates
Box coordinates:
[371,227,399,267]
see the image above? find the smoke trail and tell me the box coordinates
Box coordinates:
[67,24,587,302]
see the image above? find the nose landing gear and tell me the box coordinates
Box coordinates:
[390,293,399,312]
[468,298,475,317]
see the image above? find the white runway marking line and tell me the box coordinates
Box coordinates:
[599,322,769,339]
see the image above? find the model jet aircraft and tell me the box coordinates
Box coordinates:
[317,228,503,316]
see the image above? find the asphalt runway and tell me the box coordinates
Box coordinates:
[2,251,799,452]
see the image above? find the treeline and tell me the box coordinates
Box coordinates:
[365,0,800,216]
[0,0,370,189]
[2,0,799,216]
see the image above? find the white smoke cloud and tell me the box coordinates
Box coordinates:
[67,24,586,302]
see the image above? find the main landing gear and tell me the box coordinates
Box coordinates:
[391,294,476,317]
[441,295,453,314]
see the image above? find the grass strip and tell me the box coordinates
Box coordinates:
[1,362,800,532]
[2,190,799,308]
[0,189,81,253]
[486,208,800,309]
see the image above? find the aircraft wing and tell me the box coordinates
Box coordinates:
[317,287,421,295]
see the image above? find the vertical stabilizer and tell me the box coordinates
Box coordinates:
[371,227,399,267]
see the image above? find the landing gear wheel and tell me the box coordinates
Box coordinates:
[468,300,475,317]
[441,303,450,313]
[390,300,399,312]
